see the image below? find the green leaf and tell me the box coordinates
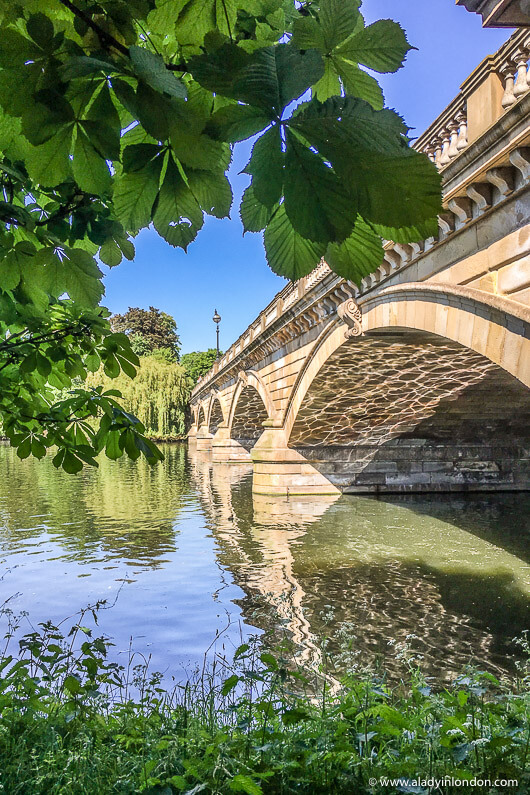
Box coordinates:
[105,430,123,460]
[170,128,230,171]
[229,775,262,795]
[26,13,55,50]
[25,126,73,185]
[325,217,384,282]
[99,239,123,268]
[16,437,32,460]
[63,248,104,307]
[192,43,323,116]
[319,0,362,50]
[175,0,238,46]
[114,157,164,230]
[82,84,121,160]
[63,675,82,695]
[117,238,135,260]
[293,0,361,53]
[284,130,355,242]
[243,125,283,208]
[208,103,271,143]
[333,58,384,110]
[73,129,111,194]
[153,157,204,250]
[221,674,240,696]
[335,19,413,74]
[370,218,439,244]
[187,169,232,218]
[129,45,187,98]
[240,185,273,233]
[1,242,35,290]
[62,451,84,474]
[263,204,326,280]
[313,60,341,102]
[60,55,118,80]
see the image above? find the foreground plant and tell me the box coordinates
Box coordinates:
[0,606,528,794]
[0,0,442,469]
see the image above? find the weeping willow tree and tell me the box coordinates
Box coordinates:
[87,358,192,439]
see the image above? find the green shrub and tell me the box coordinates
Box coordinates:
[0,605,528,794]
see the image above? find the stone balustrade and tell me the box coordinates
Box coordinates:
[416,30,529,170]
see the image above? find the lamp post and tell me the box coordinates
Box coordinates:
[212,309,221,358]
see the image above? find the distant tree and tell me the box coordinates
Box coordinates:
[87,357,192,439]
[181,350,220,385]
[111,308,181,361]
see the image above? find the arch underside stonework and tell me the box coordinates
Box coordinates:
[289,332,530,492]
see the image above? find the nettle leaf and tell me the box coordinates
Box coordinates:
[263,204,325,280]
[129,45,187,98]
[153,157,204,249]
[240,184,274,233]
[243,124,283,208]
[284,130,354,243]
[325,216,384,282]
[114,156,164,230]
[335,19,413,74]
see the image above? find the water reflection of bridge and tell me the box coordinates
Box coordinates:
[188,447,530,679]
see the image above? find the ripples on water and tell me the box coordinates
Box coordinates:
[0,441,528,680]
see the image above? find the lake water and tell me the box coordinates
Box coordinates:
[1,442,529,681]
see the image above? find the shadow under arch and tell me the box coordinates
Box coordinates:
[197,404,207,427]
[283,288,530,492]
[228,371,276,452]
[207,394,225,436]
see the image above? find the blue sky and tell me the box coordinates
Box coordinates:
[102,1,510,355]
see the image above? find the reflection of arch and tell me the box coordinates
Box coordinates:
[208,394,225,435]
[229,371,276,452]
[284,285,530,441]
[198,404,207,427]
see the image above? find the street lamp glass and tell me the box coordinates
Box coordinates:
[212,310,221,324]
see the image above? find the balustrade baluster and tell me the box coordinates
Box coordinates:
[513,47,530,99]
[447,120,460,159]
[500,60,517,109]
[455,111,468,151]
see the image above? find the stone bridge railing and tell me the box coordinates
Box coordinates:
[192,30,530,402]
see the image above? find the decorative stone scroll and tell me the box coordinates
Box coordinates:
[337,299,363,338]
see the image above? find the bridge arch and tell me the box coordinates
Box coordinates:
[197,403,207,427]
[284,284,530,441]
[282,286,530,491]
[228,370,276,452]
[207,393,226,435]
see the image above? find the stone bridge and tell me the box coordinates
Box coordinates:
[189,31,530,496]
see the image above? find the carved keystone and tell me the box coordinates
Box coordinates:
[337,299,362,338]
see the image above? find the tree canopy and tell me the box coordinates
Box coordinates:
[111,306,181,360]
[0,0,442,472]
[181,348,221,384]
